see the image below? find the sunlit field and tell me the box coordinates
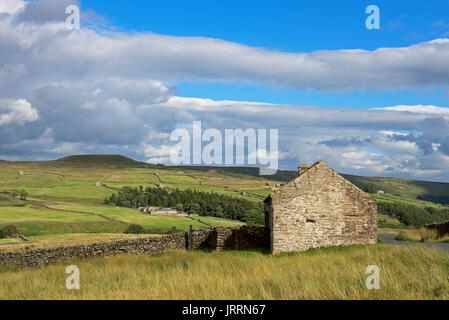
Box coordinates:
[0,244,448,300]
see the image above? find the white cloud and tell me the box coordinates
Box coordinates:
[143,144,172,164]
[0,0,24,14]
[2,7,449,94]
[376,105,449,115]
[0,99,39,125]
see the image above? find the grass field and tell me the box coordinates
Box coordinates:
[377,214,408,229]
[15,221,129,237]
[395,228,449,243]
[372,194,445,209]
[0,238,22,245]
[0,157,276,204]
[344,174,449,204]
[0,205,107,224]
[0,233,160,252]
[0,244,447,299]
[0,156,259,241]
[48,204,244,230]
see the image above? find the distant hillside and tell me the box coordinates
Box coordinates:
[51,154,155,169]
[177,165,449,205]
[342,174,449,205]
[1,154,448,205]
[173,165,297,182]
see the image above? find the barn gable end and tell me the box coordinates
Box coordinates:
[264,161,377,254]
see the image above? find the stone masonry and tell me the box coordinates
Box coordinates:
[264,161,377,254]
[0,226,268,269]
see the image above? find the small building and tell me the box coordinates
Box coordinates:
[95,181,103,187]
[138,206,188,217]
[377,190,385,195]
[264,161,377,254]
[0,191,10,198]
[150,208,188,217]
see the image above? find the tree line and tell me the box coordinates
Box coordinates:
[105,186,265,225]
[378,202,449,228]
[417,194,449,205]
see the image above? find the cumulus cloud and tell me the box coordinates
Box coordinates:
[2,3,449,95]
[377,104,449,115]
[0,99,39,125]
[0,0,24,15]
[14,0,78,24]
[135,96,449,181]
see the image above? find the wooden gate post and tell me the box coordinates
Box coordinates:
[188,225,193,250]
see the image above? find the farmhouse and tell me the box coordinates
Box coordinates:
[264,160,377,254]
[0,191,10,198]
[138,206,188,217]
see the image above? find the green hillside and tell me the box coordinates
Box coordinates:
[342,174,449,205]
[50,154,154,169]
[177,165,449,205]
[1,153,449,251]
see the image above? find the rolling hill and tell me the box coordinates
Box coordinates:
[1,154,448,205]
[50,154,154,168]
[176,164,449,205]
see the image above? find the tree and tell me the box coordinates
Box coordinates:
[362,183,377,194]
[19,189,28,200]
[124,224,145,234]
[175,203,184,212]
[189,203,201,215]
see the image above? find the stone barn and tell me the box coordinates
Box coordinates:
[264,160,377,254]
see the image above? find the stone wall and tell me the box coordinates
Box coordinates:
[425,220,449,238]
[266,161,377,254]
[0,226,268,269]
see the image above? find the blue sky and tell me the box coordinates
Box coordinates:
[81,0,449,108]
[2,0,449,181]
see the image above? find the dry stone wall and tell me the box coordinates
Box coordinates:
[0,226,268,269]
[425,220,449,238]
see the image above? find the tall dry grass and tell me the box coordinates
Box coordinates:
[0,244,448,300]
[395,228,449,243]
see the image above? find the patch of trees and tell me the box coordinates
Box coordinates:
[378,202,449,228]
[105,186,265,225]
[9,189,28,200]
[0,225,19,239]
[362,183,377,194]
[417,194,449,205]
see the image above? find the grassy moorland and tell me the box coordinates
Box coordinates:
[0,205,107,224]
[0,245,447,300]
[377,214,408,230]
[395,228,449,243]
[0,233,159,252]
[0,156,258,247]
[0,155,274,204]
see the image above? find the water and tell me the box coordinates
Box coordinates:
[378,233,449,253]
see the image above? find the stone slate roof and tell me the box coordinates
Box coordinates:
[264,160,367,203]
